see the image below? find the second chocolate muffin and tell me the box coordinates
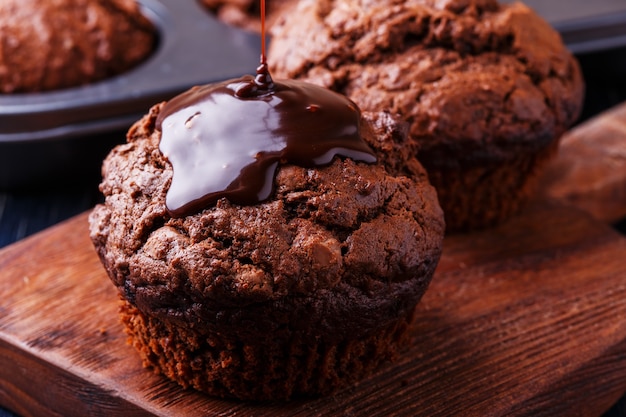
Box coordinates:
[268,0,585,232]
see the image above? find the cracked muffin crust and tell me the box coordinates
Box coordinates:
[0,0,156,93]
[89,103,444,400]
[268,0,585,231]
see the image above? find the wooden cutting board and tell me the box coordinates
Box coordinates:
[538,101,626,223]
[1,103,626,417]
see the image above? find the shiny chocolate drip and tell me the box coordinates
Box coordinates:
[156,0,375,217]
[156,67,376,217]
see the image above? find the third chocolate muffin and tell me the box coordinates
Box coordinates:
[268,0,585,232]
[0,0,156,93]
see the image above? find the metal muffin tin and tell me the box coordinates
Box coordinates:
[0,0,260,189]
[501,0,626,54]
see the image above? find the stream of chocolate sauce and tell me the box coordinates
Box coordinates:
[156,0,376,217]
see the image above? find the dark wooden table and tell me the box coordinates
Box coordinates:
[0,47,625,417]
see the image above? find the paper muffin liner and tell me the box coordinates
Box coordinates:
[427,138,561,233]
[119,299,416,400]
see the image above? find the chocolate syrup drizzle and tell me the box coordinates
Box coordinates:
[156,1,376,217]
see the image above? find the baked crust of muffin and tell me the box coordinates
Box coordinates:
[268,0,585,231]
[89,103,444,399]
[0,0,155,93]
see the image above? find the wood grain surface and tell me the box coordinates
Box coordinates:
[0,102,625,417]
[539,101,626,223]
[0,202,625,417]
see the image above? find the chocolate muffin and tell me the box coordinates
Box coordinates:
[200,0,296,33]
[88,73,445,400]
[0,0,156,93]
[268,0,585,232]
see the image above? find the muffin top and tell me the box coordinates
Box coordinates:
[0,0,155,93]
[268,0,585,167]
[89,102,444,342]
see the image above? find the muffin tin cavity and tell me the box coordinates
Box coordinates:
[0,0,260,189]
